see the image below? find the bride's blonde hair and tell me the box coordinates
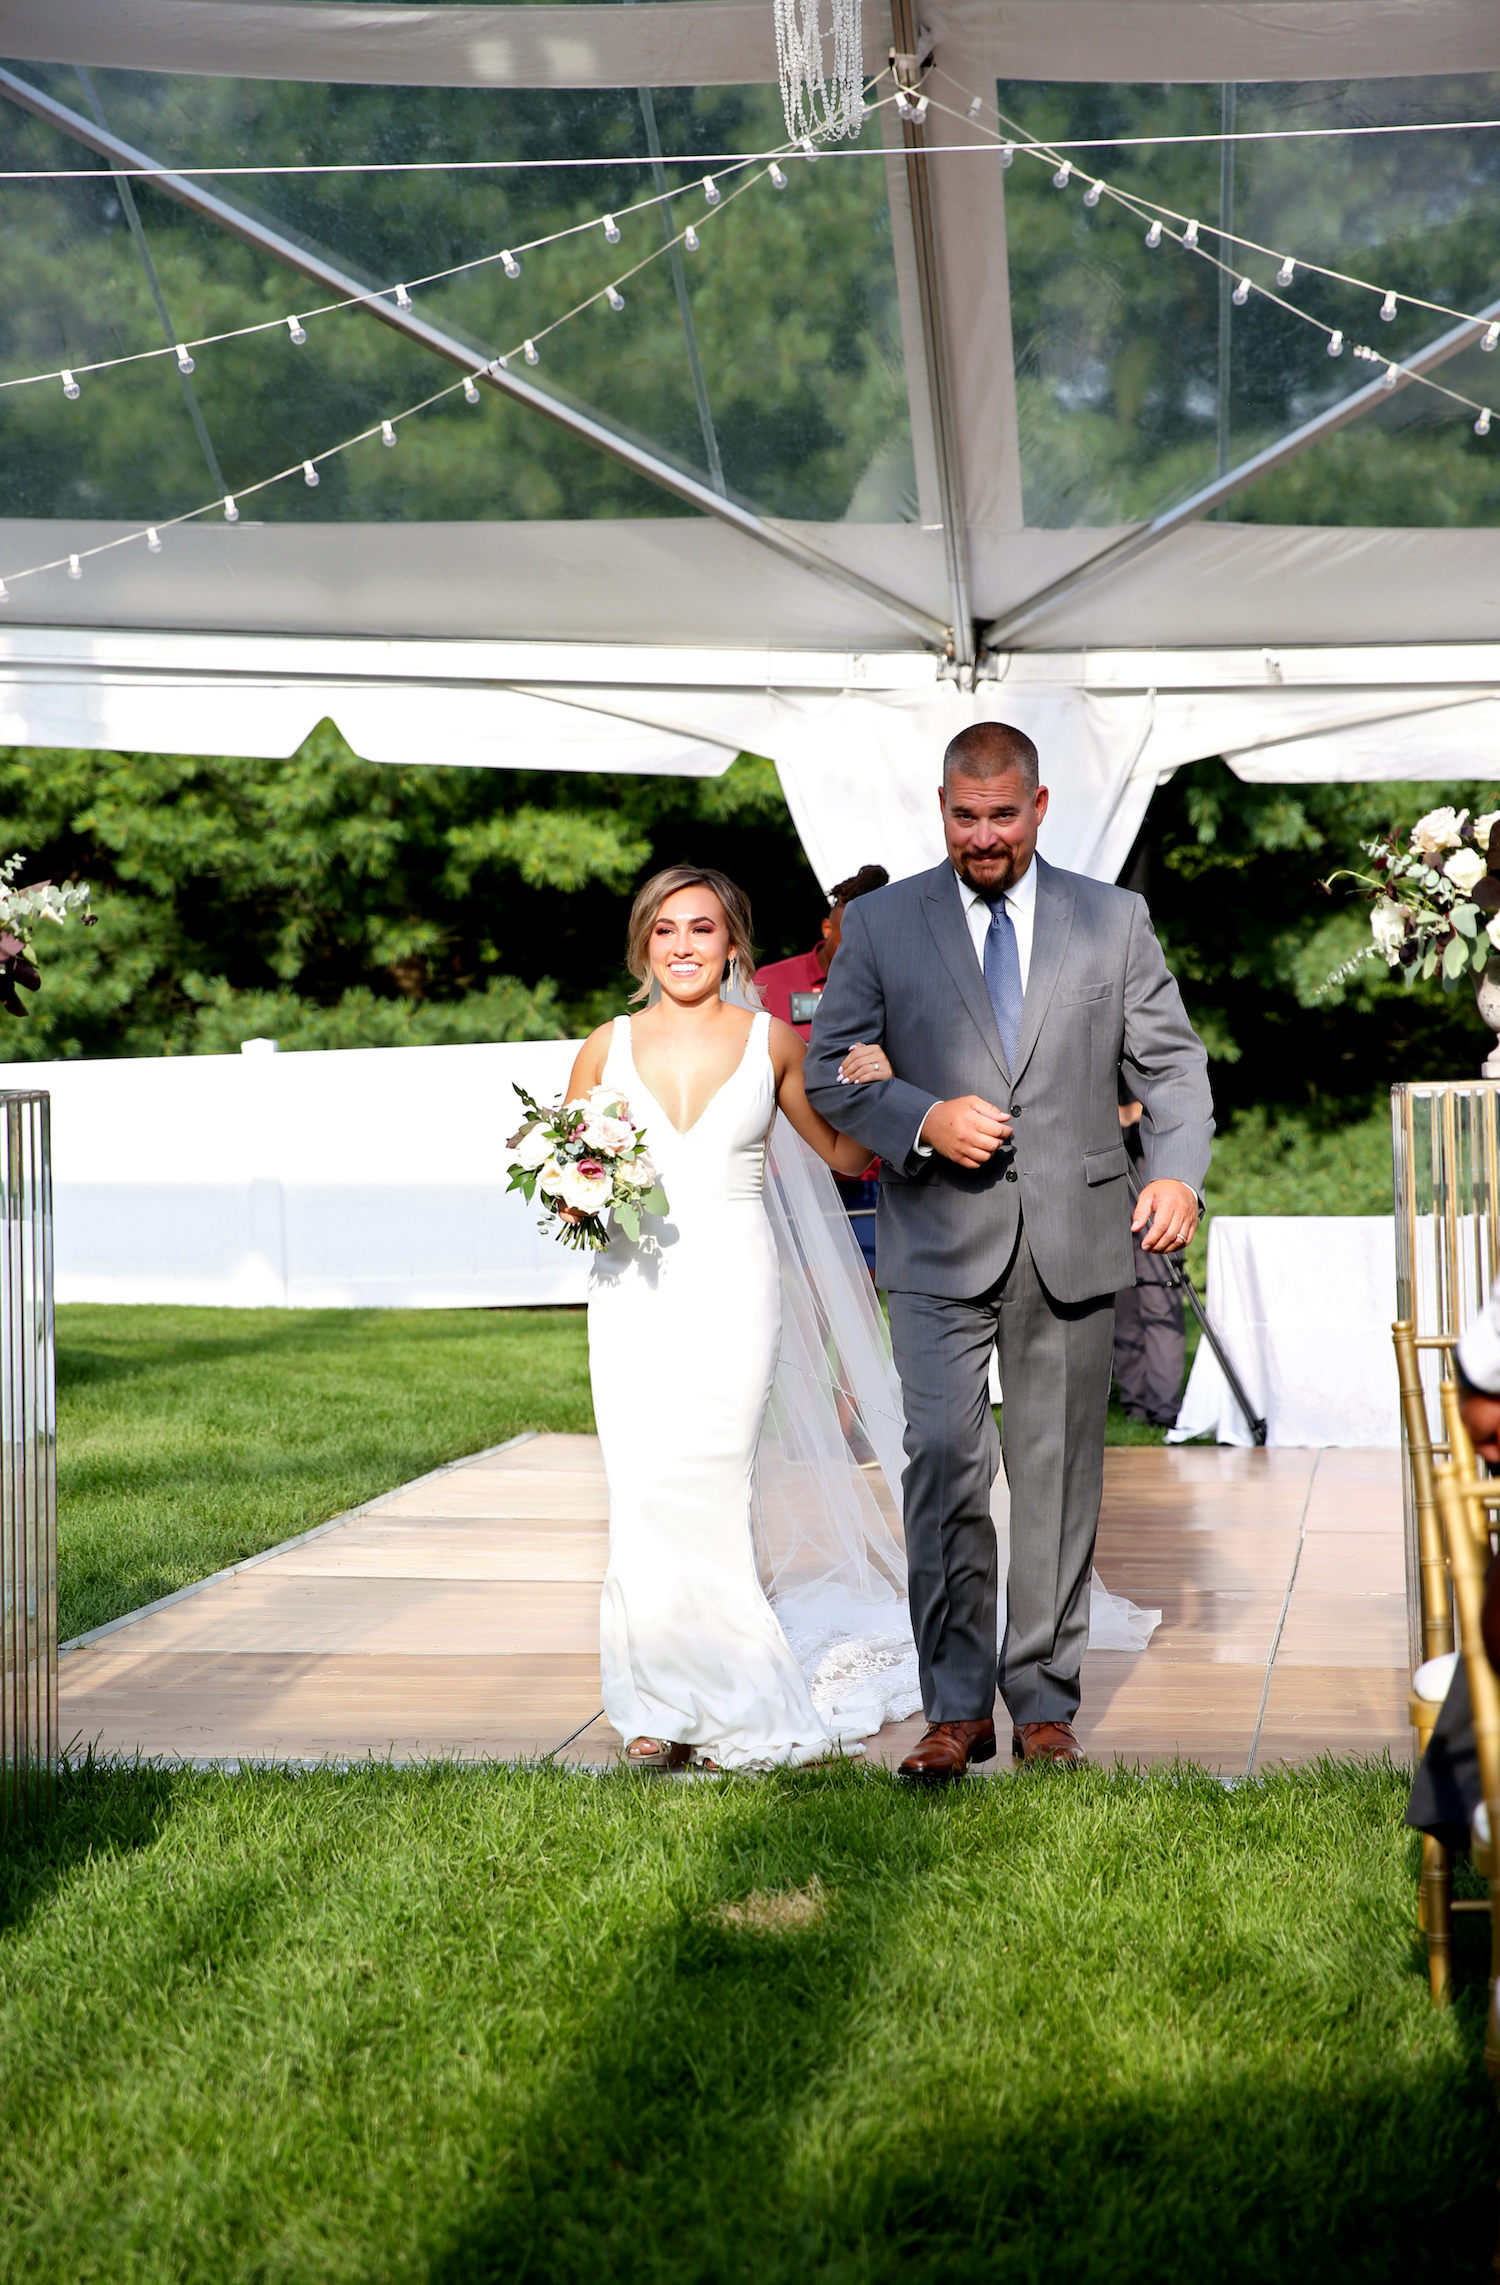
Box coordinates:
[625,865,757,1005]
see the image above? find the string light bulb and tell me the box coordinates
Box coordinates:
[1382,361,1400,390]
[303,460,319,485]
[1276,256,1296,286]
[223,496,239,521]
[394,285,412,310]
[381,419,397,446]
[501,250,521,279]
[61,370,79,399]
[1380,291,1398,322]
[1484,323,1500,352]
[1145,220,1162,249]
[769,162,787,189]
[463,374,481,402]
[602,214,621,243]
[968,95,983,118]
[702,176,721,206]
[683,224,700,251]
[0,583,8,605]
[286,315,306,345]
[999,142,1014,168]
[174,343,194,374]
[1083,179,1104,208]
[146,527,162,551]
[1051,161,1071,189]
[606,286,625,312]
[68,554,81,579]
[1182,219,1200,249]
[1327,330,1344,356]
[800,138,819,162]
[1232,276,1250,305]
[1477,408,1493,436]
[523,339,539,365]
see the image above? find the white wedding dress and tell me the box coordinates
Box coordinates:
[588,1006,1159,1771]
[590,1011,837,1767]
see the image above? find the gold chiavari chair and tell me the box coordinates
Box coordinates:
[1394,1322,1464,2000]
[1433,1421,1500,2221]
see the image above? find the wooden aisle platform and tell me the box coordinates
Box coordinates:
[58,1437,1410,1775]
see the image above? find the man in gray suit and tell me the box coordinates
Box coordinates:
[804,721,1213,1778]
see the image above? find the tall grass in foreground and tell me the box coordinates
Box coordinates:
[0,1756,1491,2282]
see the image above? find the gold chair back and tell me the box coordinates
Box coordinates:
[1434,1446,1500,2091]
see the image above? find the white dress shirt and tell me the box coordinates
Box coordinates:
[954,858,1036,992]
[913,861,1036,1156]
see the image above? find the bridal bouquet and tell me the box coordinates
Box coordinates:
[505,1082,669,1252]
[1322,803,1500,991]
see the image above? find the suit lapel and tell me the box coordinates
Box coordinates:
[1011,855,1074,1090]
[921,865,1009,1083]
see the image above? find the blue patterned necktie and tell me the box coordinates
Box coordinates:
[983,894,1023,1072]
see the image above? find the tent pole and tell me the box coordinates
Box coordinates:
[0,66,951,653]
[888,8,973,667]
[982,291,1500,651]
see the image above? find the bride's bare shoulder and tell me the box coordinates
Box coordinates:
[565,1020,619,1096]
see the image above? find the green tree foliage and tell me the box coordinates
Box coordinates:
[1136,762,1500,1121]
[0,732,822,1061]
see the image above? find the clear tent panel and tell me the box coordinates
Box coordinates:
[0,64,915,528]
[997,71,1500,530]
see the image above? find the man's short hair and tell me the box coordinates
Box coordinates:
[828,863,889,908]
[942,721,1040,794]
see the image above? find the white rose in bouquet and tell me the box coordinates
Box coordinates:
[1411,806,1468,857]
[1446,848,1488,894]
[537,1158,564,1198]
[558,1159,613,1214]
[1476,811,1500,850]
[1370,898,1408,963]
[511,1123,555,1172]
[1487,916,1500,951]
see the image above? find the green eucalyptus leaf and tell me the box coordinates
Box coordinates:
[1444,934,1470,979]
[613,1203,639,1241]
[640,1185,670,1217]
[1475,935,1491,972]
[1454,902,1479,938]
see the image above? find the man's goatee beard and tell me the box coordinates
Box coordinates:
[955,852,1020,899]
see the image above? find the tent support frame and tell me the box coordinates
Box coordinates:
[982,293,1500,651]
[888,10,973,666]
[0,66,950,652]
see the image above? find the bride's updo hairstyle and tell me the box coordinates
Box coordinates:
[626,865,757,1004]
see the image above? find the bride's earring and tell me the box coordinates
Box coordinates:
[720,957,738,1004]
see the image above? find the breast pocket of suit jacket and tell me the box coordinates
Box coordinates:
[1061,979,1122,1095]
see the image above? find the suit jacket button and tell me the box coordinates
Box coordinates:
[1005,1169,1018,1183]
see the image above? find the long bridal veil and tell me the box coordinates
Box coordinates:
[751,1112,1162,1747]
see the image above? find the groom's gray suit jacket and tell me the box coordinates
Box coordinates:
[803,856,1213,1303]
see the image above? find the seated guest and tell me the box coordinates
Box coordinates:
[756,865,888,1277]
[1407,1289,1500,1850]
[1113,1084,1187,1428]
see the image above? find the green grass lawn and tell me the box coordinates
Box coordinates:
[57,1306,594,1643]
[0,1755,1491,2283]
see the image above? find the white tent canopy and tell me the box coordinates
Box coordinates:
[3,2,1500,879]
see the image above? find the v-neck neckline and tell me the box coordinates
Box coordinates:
[621,1013,761,1140]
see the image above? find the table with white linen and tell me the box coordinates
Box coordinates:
[1169,1215,1398,1448]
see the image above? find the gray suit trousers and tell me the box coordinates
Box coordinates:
[887,1223,1116,1727]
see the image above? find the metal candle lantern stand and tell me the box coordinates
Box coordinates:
[0,1092,56,1825]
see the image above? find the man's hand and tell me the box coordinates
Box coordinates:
[919,1096,1012,1169]
[1133,1177,1198,1254]
[1461,1387,1500,1464]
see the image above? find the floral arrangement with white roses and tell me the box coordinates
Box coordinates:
[0,851,96,1018]
[505,1082,669,1252]
[1323,803,1500,993]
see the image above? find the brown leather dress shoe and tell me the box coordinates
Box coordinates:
[897,1717,996,1783]
[1012,1720,1085,1768]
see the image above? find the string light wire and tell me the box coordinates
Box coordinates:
[5,112,1500,182]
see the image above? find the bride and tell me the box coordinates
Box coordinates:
[563,864,885,1771]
